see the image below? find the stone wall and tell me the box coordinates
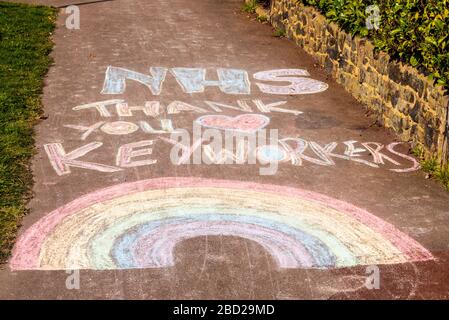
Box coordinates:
[266,0,449,163]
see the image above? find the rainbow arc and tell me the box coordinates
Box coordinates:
[10,178,433,270]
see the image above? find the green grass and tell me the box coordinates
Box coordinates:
[0,2,57,263]
[242,0,269,24]
[424,161,449,189]
[256,15,269,23]
[272,27,286,38]
[412,145,449,189]
[242,0,258,14]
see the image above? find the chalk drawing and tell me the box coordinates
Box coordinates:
[279,138,379,168]
[161,135,205,165]
[362,142,401,166]
[71,99,304,117]
[204,100,253,113]
[167,101,208,114]
[43,137,420,175]
[139,119,179,134]
[73,99,124,117]
[116,101,161,117]
[10,178,433,270]
[99,67,328,95]
[202,138,249,165]
[101,66,167,95]
[256,145,289,163]
[100,121,140,135]
[64,122,105,140]
[311,141,381,167]
[252,99,303,116]
[253,69,329,95]
[386,142,420,173]
[171,68,251,94]
[343,140,368,158]
[66,119,180,138]
[203,100,303,116]
[116,140,157,168]
[196,114,270,133]
[44,142,121,176]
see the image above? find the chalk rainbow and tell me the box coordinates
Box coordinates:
[10,178,433,270]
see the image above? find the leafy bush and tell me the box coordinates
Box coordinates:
[298,0,449,91]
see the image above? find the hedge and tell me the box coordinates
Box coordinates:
[297,0,449,92]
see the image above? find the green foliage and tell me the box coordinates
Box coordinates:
[412,145,449,189]
[421,157,438,173]
[436,164,449,189]
[0,2,56,262]
[298,0,449,91]
[411,144,425,159]
[273,27,286,37]
[242,0,258,14]
[257,14,269,23]
[423,160,449,189]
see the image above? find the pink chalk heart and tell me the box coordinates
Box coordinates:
[196,114,270,133]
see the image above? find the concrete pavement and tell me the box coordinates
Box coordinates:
[1,0,449,299]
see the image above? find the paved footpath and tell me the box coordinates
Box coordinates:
[1,0,449,299]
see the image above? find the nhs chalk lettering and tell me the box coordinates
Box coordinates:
[101,66,328,95]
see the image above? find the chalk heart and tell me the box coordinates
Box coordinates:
[197,114,270,133]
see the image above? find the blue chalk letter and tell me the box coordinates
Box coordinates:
[101,66,167,95]
[171,68,250,94]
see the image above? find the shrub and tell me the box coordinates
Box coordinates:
[298,0,449,91]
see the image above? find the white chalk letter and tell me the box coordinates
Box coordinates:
[44,142,121,176]
[254,69,328,95]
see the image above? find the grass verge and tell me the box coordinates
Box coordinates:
[0,1,57,263]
